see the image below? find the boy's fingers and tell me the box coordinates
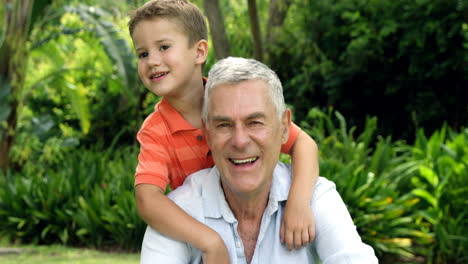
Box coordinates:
[285,231,294,250]
[301,229,310,246]
[294,231,302,249]
[308,225,316,242]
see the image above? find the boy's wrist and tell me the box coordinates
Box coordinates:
[288,182,314,203]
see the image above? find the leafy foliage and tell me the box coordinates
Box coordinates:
[301,108,467,263]
[302,108,431,261]
[0,146,145,251]
[273,0,467,141]
[12,4,153,168]
[405,127,468,263]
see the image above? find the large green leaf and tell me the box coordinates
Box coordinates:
[25,4,138,135]
[412,188,437,208]
[419,165,439,187]
[64,82,90,134]
[65,5,139,104]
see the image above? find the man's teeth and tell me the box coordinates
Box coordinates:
[151,73,167,79]
[231,157,257,164]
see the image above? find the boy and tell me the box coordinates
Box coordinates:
[128,0,319,263]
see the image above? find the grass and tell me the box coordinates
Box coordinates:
[0,242,139,264]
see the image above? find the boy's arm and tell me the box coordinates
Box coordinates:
[136,184,229,263]
[281,130,319,250]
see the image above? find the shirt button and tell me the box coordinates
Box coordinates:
[235,240,241,248]
[196,135,203,141]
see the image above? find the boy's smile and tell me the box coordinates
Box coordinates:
[150,71,168,81]
[132,18,206,100]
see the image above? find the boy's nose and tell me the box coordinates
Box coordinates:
[148,52,161,66]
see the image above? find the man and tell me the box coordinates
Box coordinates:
[140,57,378,264]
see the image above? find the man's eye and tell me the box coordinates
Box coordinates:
[250,121,263,126]
[216,123,230,128]
[138,52,148,59]
[160,45,170,51]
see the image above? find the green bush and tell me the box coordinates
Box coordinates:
[302,108,432,262]
[301,108,467,263]
[405,127,468,263]
[0,146,145,251]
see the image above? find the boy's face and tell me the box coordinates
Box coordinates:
[132,18,206,99]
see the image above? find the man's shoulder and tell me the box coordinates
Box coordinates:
[166,168,214,217]
[271,162,292,194]
[168,168,212,197]
[312,177,337,205]
[272,162,337,205]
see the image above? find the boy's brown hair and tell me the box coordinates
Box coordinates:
[128,0,207,47]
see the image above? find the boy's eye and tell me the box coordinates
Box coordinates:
[138,52,148,59]
[160,45,170,51]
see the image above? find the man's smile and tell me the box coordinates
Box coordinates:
[229,157,259,166]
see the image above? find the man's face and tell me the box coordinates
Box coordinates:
[205,80,290,198]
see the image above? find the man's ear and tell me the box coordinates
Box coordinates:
[202,120,211,147]
[281,109,292,144]
[195,39,208,65]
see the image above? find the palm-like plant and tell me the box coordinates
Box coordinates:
[4,3,145,168]
[0,0,45,170]
[405,127,468,264]
[301,108,433,262]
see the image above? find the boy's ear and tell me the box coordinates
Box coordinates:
[195,39,208,65]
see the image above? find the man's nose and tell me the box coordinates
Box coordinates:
[231,125,250,150]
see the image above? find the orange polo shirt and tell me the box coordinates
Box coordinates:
[135,98,301,190]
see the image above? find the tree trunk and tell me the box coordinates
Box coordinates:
[203,0,231,60]
[247,0,263,61]
[265,0,293,65]
[0,0,35,171]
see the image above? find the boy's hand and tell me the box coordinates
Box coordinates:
[200,232,230,264]
[280,196,315,250]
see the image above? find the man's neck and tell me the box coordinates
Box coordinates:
[223,181,271,263]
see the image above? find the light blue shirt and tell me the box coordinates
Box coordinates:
[140,162,378,264]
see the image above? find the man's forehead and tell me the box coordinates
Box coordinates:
[228,79,266,87]
[207,81,276,122]
[209,80,269,99]
[210,112,267,122]
[209,82,271,108]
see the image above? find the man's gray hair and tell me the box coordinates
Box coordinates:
[202,57,286,125]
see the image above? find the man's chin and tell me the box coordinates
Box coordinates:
[223,177,267,196]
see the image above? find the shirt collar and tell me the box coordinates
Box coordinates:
[201,162,292,222]
[158,98,196,133]
[201,167,236,223]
